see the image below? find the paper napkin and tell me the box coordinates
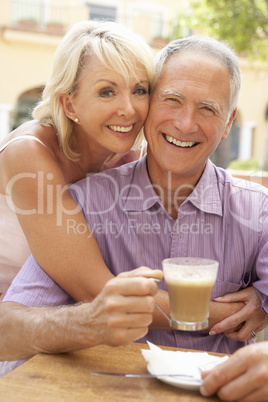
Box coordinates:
[141,342,229,381]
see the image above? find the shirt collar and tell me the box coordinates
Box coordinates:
[123,157,222,216]
[123,155,160,212]
[184,160,223,216]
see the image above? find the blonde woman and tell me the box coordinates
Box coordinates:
[0,20,154,300]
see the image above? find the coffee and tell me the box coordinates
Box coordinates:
[162,258,218,331]
[165,277,215,322]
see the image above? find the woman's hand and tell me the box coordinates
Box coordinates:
[209,287,268,341]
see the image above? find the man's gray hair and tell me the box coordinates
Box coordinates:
[153,35,241,114]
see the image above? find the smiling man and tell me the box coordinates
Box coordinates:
[145,47,236,205]
[1,36,268,378]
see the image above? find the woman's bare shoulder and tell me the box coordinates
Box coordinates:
[1,120,55,147]
[0,122,64,192]
[2,119,59,151]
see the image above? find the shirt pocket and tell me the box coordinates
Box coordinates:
[211,272,252,299]
[212,280,243,299]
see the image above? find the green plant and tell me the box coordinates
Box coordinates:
[170,0,268,61]
[228,158,261,171]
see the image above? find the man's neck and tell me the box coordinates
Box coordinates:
[146,162,204,220]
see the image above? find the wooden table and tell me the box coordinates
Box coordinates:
[0,343,222,401]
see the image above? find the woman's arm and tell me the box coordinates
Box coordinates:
[1,136,113,302]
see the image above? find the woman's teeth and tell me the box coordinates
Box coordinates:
[165,135,196,148]
[109,125,133,133]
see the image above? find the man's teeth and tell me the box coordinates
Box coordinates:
[109,125,133,133]
[165,135,196,148]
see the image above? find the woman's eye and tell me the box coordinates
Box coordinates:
[134,87,148,95]
[99,89,114,97]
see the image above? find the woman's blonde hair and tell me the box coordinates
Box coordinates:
[33,20,154,160]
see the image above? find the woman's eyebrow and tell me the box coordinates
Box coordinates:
[95,79,117,86]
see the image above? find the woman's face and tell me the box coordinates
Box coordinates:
[68,57,150,157]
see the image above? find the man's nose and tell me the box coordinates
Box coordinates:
[173,108,198,134]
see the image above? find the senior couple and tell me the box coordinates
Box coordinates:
[1,34,268,400]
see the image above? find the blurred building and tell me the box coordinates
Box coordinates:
[0,0,268,167]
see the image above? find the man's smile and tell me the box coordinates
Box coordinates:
[164,134,197,148]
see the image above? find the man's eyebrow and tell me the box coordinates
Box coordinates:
[159,90,221,113]
[159,90,185,99]
[200,101,221,113]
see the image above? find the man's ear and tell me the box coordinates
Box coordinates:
[58,94,76,120]
[221,108,237,141]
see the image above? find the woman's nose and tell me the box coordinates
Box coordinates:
[116,96,135,117]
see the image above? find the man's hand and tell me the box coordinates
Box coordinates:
[88,270,161,347]
[0,268,161,361]
[209,287,268,341]
[200,342,268,401]
[117,266,163,281]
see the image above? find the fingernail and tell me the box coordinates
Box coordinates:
[200,385,209,396]
[209,331,216,335]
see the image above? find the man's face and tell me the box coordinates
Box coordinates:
[145,51,236,184]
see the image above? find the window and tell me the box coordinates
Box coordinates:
[10,0,46,27]
[10,0,67,31]
[87,3,116,21]
[11,87,44,130]
[128,3,168,41]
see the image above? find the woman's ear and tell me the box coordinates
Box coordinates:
[58,94,76,120]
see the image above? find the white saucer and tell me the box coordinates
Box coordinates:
[155,373,202,391]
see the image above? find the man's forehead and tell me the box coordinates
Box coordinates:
[155,53,191,88]
[155,52,230,93]
[159,51,228,78]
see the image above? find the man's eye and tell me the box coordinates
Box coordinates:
[202,106,214,113]
[166,97,180,103]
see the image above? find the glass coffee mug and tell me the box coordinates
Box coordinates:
[162,257,218,331]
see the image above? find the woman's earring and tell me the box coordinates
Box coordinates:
[74,117,79,123]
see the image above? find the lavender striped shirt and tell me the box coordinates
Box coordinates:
[3,157,268,364]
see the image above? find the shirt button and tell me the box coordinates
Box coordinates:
[170,232,173,238]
